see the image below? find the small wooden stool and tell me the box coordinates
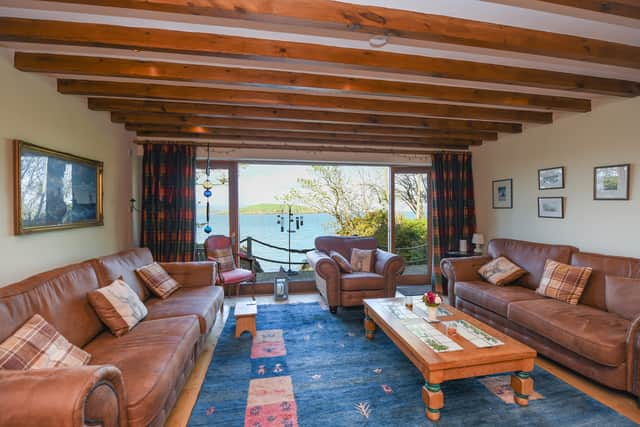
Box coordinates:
[235,302,257,338]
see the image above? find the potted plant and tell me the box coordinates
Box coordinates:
[423,291,442,322]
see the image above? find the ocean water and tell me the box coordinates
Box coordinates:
[197,213,336,272]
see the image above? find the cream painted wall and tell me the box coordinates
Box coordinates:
[0,50,134,285]
[472,97,640,258]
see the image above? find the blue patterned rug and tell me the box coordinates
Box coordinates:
[188,303,638,426]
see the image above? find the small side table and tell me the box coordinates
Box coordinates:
[441,251,475,295]
[235,302,257,338]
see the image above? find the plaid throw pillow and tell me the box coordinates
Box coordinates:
[210,247,236,273]
[350,248,376,273]
[536,259,592,305]
[88,279,148,337]
[0,314,91,370]
[136,262,181,299]
[478,256,527,286]
[330,250,353,273]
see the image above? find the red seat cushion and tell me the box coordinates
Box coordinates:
[218,268,255,285]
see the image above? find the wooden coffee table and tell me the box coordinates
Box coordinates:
[364,297,536,421]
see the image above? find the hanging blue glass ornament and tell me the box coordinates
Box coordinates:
[204,224,212,234]
[204,189,212,198]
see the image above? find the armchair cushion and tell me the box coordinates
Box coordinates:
[209,247,236,272]
[341,272,385,291]
[350,248,376,272]
[330,250,353,273]
[0,314,91,370]
[219,268,255,285]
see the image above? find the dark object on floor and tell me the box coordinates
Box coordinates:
[397,285,431,296]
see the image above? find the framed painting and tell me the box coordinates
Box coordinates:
[594,164,630,200]
[538,197,564,219]
[538,166,564,190]
[492,179,513,209]
[14,140,104,234]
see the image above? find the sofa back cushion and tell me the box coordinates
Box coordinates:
[94,248,154,301]
[315,236,378,259]
[0,261,104,348]
[605,276,640,320]
[487,239,578,290]
[571,252,640,310]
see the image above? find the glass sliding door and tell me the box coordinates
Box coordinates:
[390,168,430,285]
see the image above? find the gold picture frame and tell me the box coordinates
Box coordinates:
[14,140,104,235]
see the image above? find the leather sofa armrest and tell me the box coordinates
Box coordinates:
[374,249,405,297]
[160,261,217,287]
[440,256,491,305]
[626,315,640,396]
[0,365,126,427]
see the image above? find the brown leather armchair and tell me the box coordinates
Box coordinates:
[307,236,404,313]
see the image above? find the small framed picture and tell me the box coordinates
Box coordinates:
[538,166,564,190]
[594,164,630,200]
[538,197,564,219]
[492,179,513,209]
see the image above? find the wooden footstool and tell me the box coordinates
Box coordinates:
[235,302,257,338]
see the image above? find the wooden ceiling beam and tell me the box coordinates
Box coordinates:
[58,80,553,123]
[40,1,640,68]
[134,139,467,154]
[1,18,637,97]
[532,0,640,20]
[125,124,482,146]
[112,112,499,140]
[15,53,591,112]
[90,98,524,133]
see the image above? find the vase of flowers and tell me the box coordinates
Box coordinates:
[423,291,442,322]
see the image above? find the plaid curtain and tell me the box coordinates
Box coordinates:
[430,152,476,293]
[141,144,196,262]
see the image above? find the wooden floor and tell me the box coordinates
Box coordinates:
[165,292,640,426]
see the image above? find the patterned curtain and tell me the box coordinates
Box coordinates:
[430,152,476,293]
[141,144,197,262]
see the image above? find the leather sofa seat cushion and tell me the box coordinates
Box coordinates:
[340,272,385,291]
[455,281,544,317]
[84,316,200,427]
[145,286,224,334]
[508,299,629,367]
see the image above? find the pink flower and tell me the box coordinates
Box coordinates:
[423,291,442,306]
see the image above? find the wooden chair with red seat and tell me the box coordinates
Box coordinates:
[204,235,256,298]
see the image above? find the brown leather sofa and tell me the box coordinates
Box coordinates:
[441,238,640,399]
[307,236,404,313]
[0,248,224,427]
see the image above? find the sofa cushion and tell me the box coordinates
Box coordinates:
[88,279,148,337]
[340,272,385,291]
[83,316,200,427]
[136,263,181,299]
[488,239,578,289]
[508,299,629,367]
[536,259,592,305]
[478,256,527,286]
[94,248,154,301]
[455,281,544,317]
[145,285,224,334]
[605,275,640,321]
[0,314,91,370]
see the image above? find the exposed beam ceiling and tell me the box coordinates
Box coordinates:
[2,1,638,153]
[1,18,638,97]
[40,0,640,68]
